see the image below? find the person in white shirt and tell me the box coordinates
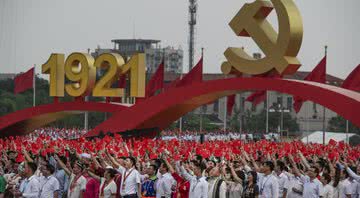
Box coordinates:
[156,160,176,198]
[283,172,303,198]
[338,168,353,198]
[179,160,208,198]
[321,173,334,198]
[39,163,60,198]
[208,166,226,198]
[257,161,279,198]
[13,162,41,198]
[274,161,288,198]
[289,155,323,198]
[54,155,87,198]
[344,164,360,198]
[117,156,141,198]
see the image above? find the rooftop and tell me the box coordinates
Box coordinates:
[111,39,160,44]
[163,71,344,85]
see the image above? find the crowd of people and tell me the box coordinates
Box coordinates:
[0,130,359,198]
[31,128,87,140]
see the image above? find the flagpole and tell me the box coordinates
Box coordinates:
[33,64,36,107]
[266,91,269,133]
[224,96,227,131]
[199,48,204,133]
[346,120,349,144]
[85,48,90,131]
[179,67,183,132]
[322,45,328,145]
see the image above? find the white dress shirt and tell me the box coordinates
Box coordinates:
[180,166,208,198]
[67,173,87,198]
[39,175,60,198]
[156,172,175,198]
[300,175,323,198]
[257,173,279,198]
[346,167,360,198]
[100,178,117,198]
[277,172,288,198]
[117,166,141,196]
[207,177,226,198]
[338,178,353,198]
[323,184,335,198]
[284,174,303,198]
[19,175,41,198]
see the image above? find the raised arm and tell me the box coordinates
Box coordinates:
[54,154,71,176]
[229,163,242,183]
[163,158,175,174]
[298,151,310,170]
[250,156,260,173]
[179,163,195,182]
[288,154,301,177]
[86,170,101,182]
[105,150,122,170]
[22,147,34,163]
[344,164,360,182]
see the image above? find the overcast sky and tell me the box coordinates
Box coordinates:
[0,0,359,79]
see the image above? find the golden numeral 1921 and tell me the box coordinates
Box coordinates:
[42,52,145,98]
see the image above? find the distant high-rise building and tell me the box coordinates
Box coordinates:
[92,39,183,74]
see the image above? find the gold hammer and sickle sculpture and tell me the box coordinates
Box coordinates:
[222,0,303,75]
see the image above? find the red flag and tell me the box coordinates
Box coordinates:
[176,57,203,87]
[145,61,164,97]
[164,76,181,91]
[246,91,266,106]
[293,56,327,113]
[328,139,337,146]
[246,71,281,106]
[14,67,34,94]
[227,94,236,116]
[342,64,360,91]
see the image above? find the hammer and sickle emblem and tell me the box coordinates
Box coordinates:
[222,0,303,75]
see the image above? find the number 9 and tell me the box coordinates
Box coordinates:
[64,53,96,97]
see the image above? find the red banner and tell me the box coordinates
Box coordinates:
[14,67,34,94]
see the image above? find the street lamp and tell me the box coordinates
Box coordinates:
[269,103,290,141]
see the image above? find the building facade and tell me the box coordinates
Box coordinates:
[164,72,342,133]
[92,39,183,74]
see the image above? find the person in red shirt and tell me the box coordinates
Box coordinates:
[163,158,190,198]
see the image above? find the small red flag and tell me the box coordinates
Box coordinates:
[293,56,327,113]
[342,64,360,91]
[175,56,203,87]
[14,67,34,94]
[329,139,337,146]
[246,91,267,106]
[246,71,281,106]
[227,94,236,116]
[145,61,165,97]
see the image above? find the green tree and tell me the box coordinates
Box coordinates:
[238,109,299,133]
[328,116,360,134]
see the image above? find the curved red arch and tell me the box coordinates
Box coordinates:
[0,101,130,137]
[86,77,360,137]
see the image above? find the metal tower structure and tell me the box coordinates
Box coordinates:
[188,0,197,71]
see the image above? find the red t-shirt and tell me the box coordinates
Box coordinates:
[171,172,190,198]
[84,177,100,198]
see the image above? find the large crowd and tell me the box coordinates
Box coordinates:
[0,129,359,198]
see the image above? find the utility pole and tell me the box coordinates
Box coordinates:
[188,0,197,71]
[322,45,328,145]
